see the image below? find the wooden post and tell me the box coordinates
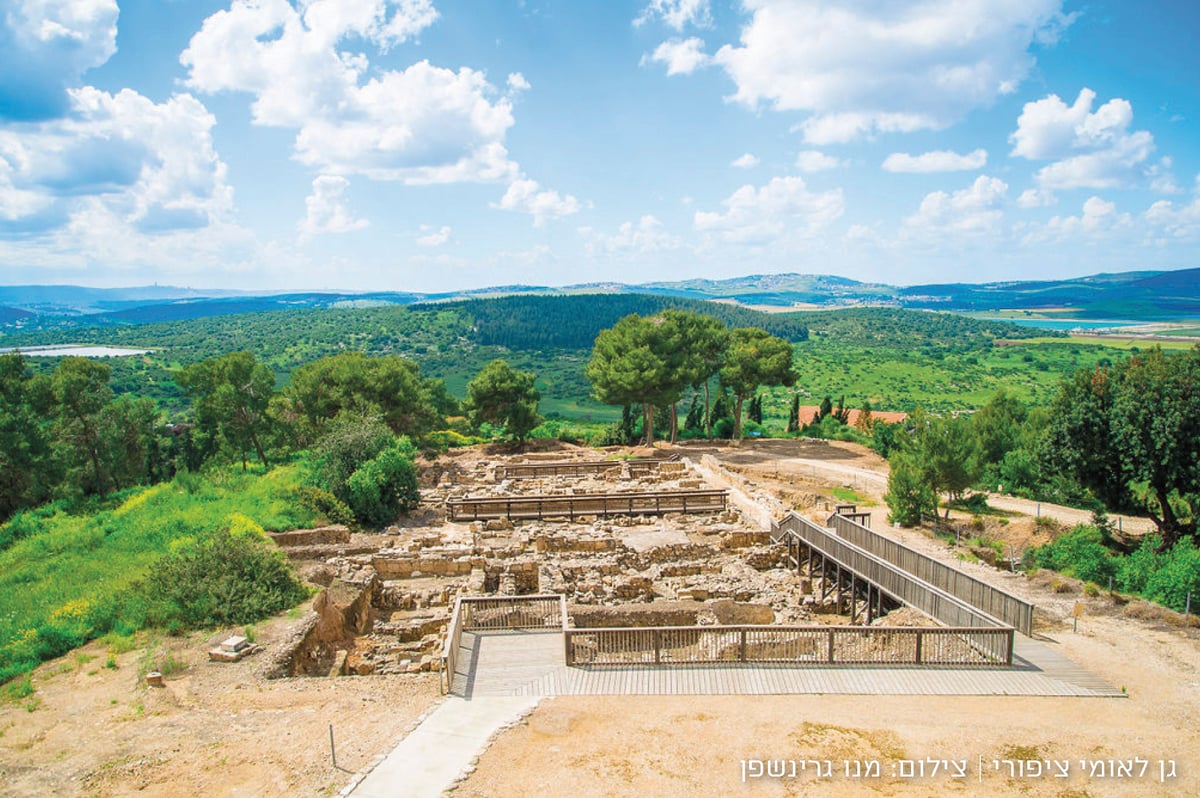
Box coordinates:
[827,630,836,663]
[914,631,923,664]
[740,628,747,662]
[654,629,662,665]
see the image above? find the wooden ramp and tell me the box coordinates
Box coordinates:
[450,630,1125,699]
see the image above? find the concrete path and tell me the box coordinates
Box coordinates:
[347,695,539,798]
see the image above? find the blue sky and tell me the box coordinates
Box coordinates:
[1,0,1198,292]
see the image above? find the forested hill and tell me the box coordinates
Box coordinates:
[800,307,1041,348]
[1,295,1045,415]
[414,294,810,350]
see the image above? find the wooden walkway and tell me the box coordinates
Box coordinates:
[450,630,1125,699]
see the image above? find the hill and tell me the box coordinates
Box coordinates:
[2,266,1197,333]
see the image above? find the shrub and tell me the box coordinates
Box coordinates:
[1141,539,1200,613]
[344,439,420,527]
[884,453,937,527]
[1025,525,1118,584]
[144,525,309,629]
[294,486,357,529]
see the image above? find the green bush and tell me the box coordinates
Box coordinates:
[1141,539,1200,613]
[294,485,357,529]
[1116,535,1164,594]
[145,525,309,628]
[1025,525,1119,584]
[344,439,420,527]
[884,453,936,527]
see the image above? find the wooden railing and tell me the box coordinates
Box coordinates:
[496,456,678,480]
[440,595,466,695]
[777,514,1014,663]
[828,513,1034,636]
[459,594,567,631]
[565,624,1014,667]
[441,594,568,695]
[446,489,728,521]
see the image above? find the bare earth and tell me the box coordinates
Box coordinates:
[3,438,1198,797]
[0,614,442,798]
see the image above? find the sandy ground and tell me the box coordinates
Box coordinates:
[0,613,441,798]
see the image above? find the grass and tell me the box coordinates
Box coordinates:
[0,464,315,683]
[1009,336,1198,351]
[830,487,863,504]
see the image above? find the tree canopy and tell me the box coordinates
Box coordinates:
[719,327,796,440]
[465,359,542,443]
[1046,346,1200,548]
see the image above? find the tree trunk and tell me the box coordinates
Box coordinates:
[643,404,655,446]
[1154,484,1181,550]
[733,394,744,441]
[250,429,270,469]
[669,404,678,443]
[703,381,712,440]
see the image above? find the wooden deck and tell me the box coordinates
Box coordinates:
[450,630,1125,699]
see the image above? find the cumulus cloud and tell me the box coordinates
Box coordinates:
[731,153,759,169]
[1011,88,1155,191]
[416,224,452,246]
[0,87,233,235]
[579,215,682,255]
[494,178,581,226]
[713,0,1072,143]
[694,175,843,244]
[635,0,712,30]
[905,175,1008,238]
[1024,195,1132,243]
[645,37,710,76]
[182,0,521,184]
[882,149,988,173]
[299,175,368,238]
[1144,177,1200,240]
[0,0,118,121]
[795,150,845,173]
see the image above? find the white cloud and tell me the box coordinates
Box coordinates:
[1024,195,1132,243]
[694,175,843,244]
[495,178,581,226]
[416,224,451,246]
[635,0,712,30]
[905,175,1008,238]
[579,215,682,255]
[731,153,759,169]
[1144,177,1200,240]
[646,37,710,76]
[1147,157,1181,195]
[713,0,1072,143]
[794,150,844,172]
[0,87,233,235]
[882,148,987,173]
[1011,88,1155,191]
[506,72,531,93]
[0,0,118,120]
[1016,187,1055,208]
[300,175,368,238]
[182,1,521,184]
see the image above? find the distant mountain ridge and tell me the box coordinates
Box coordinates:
[1,266,1197,331]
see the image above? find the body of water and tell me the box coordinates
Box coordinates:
[1,345,152,357]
